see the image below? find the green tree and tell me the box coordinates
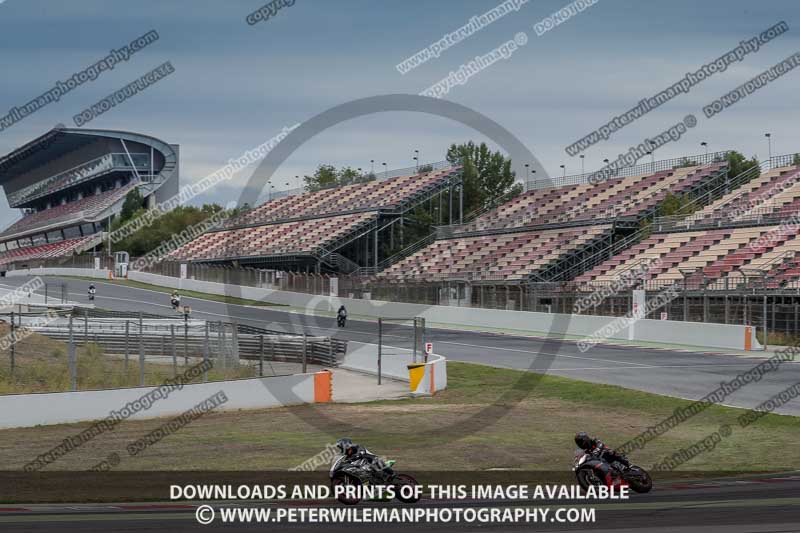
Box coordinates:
[304,164,339,191]
[303,165,375,191]
[726,151,759,179]
[417,164,434,173]
[111,204,226,257]
[792,153,800,166]
[446,141,518,213]
[657,191,695,217]
[119,188,144,222]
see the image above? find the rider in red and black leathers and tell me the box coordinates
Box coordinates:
[575,432,630,486]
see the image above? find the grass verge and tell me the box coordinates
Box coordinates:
[0,324,257,394]
[0,362,796,475]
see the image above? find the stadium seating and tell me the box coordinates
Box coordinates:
[0,236,98,267]
[378,225,613,282]
[682,164,800,226]
[169,211,378,261]
[1,182,137,237]
[456,163,726,233]
[228,168,457,227]
[575,225,800,286]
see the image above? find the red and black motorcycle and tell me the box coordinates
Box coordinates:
[573,448,652,493]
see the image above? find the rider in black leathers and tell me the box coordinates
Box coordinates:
[335,438,387,477]
[575,432,630,486]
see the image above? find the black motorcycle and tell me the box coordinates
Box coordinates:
[337,314,346,328]
[88,288,96,301]
[329,454,419,505]
[573,448,652,493]
[171,297,180,311]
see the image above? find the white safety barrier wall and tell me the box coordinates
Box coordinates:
[7,268,762,351]
[6,267,112,280]
[408,354,447,396]
[0,372,324,429]
[341,341,447,394]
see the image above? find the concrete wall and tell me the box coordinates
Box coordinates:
[409,354,447,396]
[341,341,448,394]
[0,372,323,429]
[7,267,111,280]
[7,268,763,351]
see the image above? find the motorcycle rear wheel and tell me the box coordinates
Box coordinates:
[625,468,652,493]
[393,474,420,503]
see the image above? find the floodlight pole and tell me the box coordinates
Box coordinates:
[377,318,382,385]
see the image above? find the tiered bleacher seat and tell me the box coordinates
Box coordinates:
[169,212,377,262]
[456,163,725,233]
[679,165,800,226]
[0,236,98,267]
[2,182,137,237]
[575,226,800,286]
[378,225,613,282]
[230,168,457,227]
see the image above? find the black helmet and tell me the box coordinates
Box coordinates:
[574,432,591,450]
[335,438,354,455]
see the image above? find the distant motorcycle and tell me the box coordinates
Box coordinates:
[337,315,346,328]
[88,287,96,301]
[573,448,652,493]
[329,454,419,505]
[171,296,181,311]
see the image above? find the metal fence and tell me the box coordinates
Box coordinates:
[376,317,426,385]
[0,306,344,395]
[525,151,730,190]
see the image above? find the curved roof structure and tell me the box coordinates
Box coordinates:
[0,127,178,192]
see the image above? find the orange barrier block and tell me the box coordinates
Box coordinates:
[314,370,332,403]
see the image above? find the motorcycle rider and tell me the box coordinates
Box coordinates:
[574,432,630,487]
[337,305,347,328]
[335,438,387,477]
[171,291,181,310]
[88,284,96,300]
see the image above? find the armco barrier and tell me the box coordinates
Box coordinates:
[7,268,762,351]
[0,370,333,429]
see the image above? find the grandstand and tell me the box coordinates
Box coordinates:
[168,165,462,273]
[0,128,178,271]
[375,157,730,284]
[576,158,800,291]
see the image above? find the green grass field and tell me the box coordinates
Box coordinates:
[0,362,796,476]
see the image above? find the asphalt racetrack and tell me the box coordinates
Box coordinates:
[3,275,799,415]
[2,276,799,531]
[0,474,799,532]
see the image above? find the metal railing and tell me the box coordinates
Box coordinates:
[525,151,730,190]
[7,153,150,206]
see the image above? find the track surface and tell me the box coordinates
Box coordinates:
[2,275,800,531]
[3,275,799,415]
[0,475,799,532]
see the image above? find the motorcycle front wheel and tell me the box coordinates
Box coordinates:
[393,474,420,503]
[331,473,362,505]
[575,468,600,491]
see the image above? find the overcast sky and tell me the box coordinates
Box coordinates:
[1,0,799,229]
